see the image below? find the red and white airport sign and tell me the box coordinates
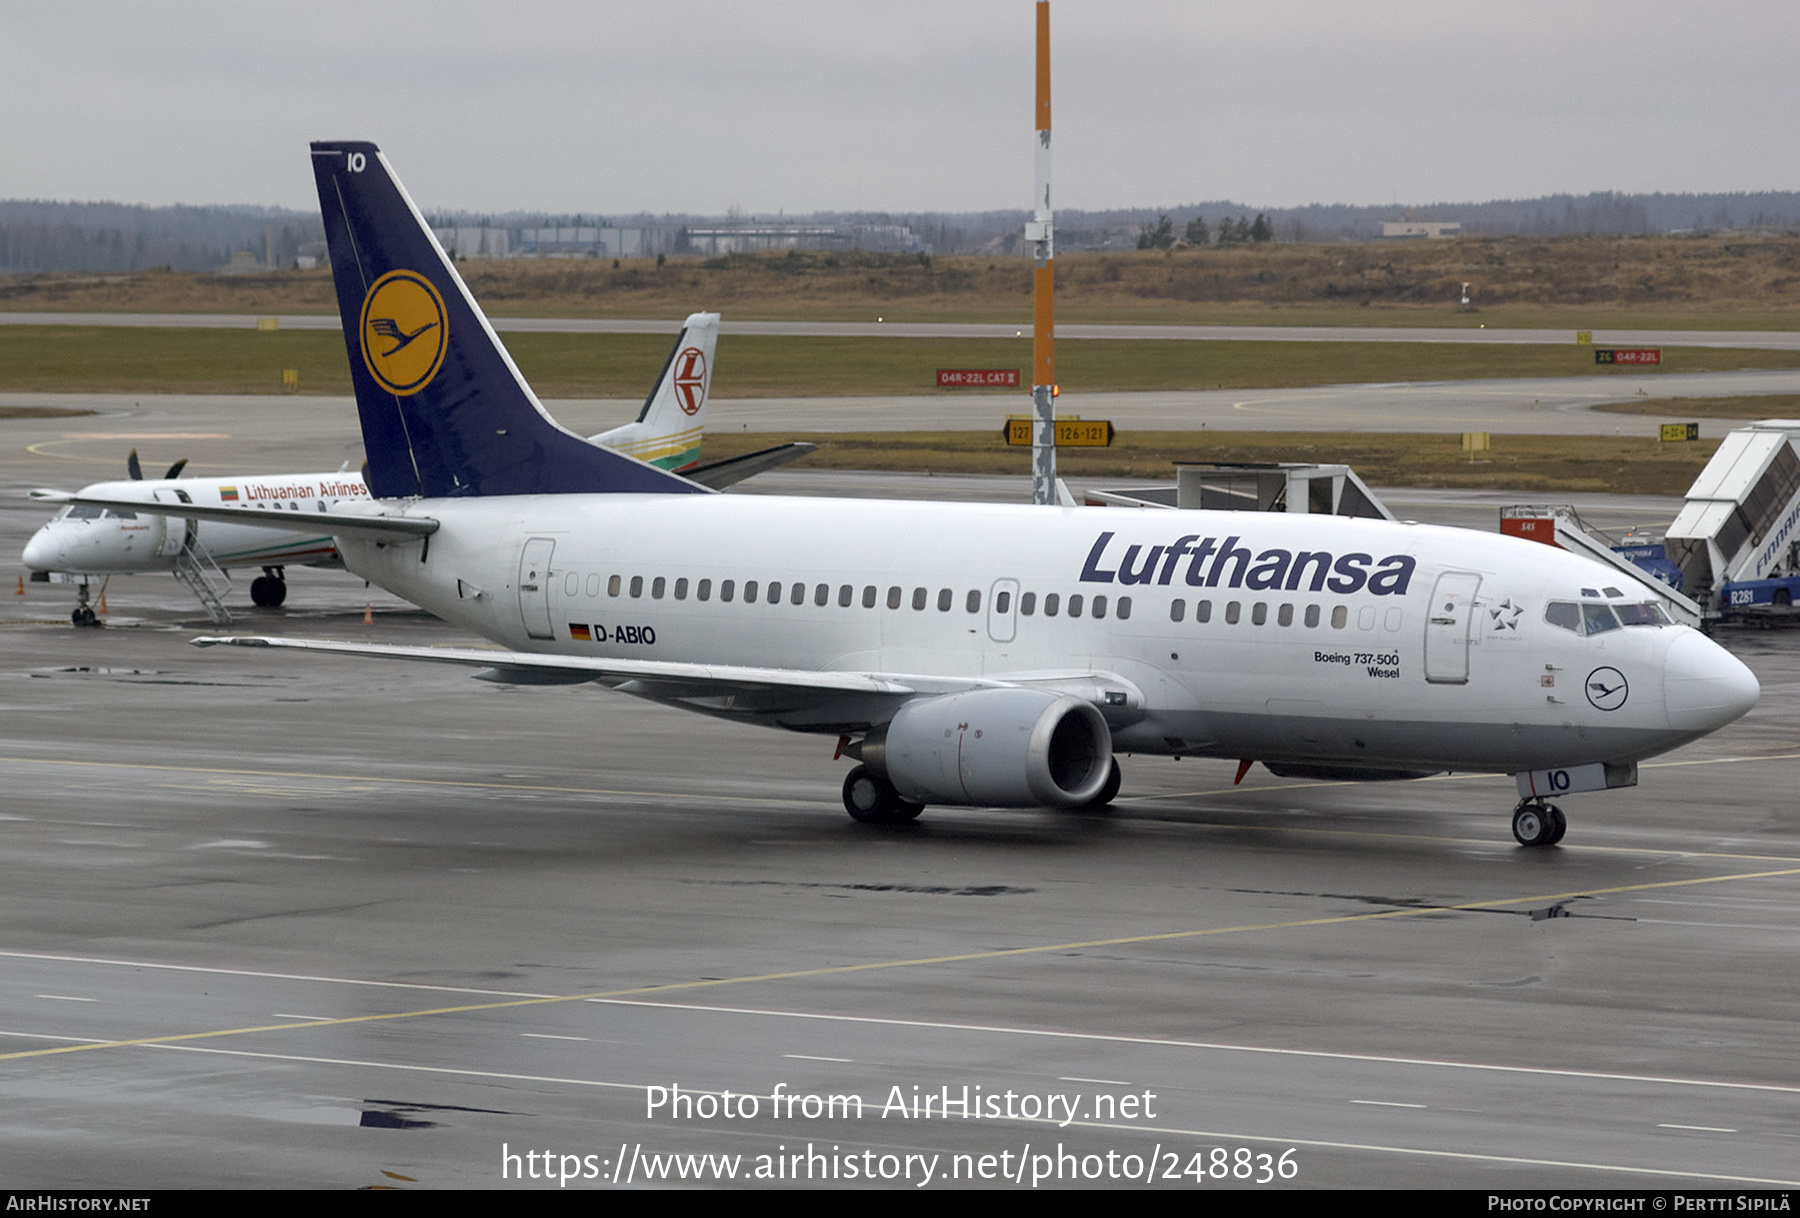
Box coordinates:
[1594,348,1662,365]
[937,368,1020,388]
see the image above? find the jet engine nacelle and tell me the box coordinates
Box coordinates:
[860,688,1113,808]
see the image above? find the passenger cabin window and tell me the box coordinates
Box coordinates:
[1225,601,1241,625]
[861,585,876,608]
[674,578,688,600]
[1278,603,1294,627]
[697,579,712,601]
[1068,594,1084,617]
[586,574,601,597]
[1117,597,1131,621]
[743,580,757,602]
[1196,599,1212,623]
[1251,602,1267,626]
[608,575,621,597]
[1304,604,1319,628]
[721,579,736,602]
[1021,592,1037,615]
[912,587,927,611]
[652,576,666,599]
[937,588,952,612]
[837,584,852,607]
[1091,595,1106,619]
[966,590,981,613]
[1044,593,1059,617]
[1170,599,1186,622]
[790,582,805,605]
[996,590,1012,614]
[629,576,643,598]
[887,586,902,609]
[1331,605,1347,629]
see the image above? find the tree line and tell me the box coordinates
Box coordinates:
[1137,212,1273,249]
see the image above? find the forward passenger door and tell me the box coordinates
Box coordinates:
[1424,571,1482,684]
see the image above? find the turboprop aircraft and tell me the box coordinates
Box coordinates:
[24,311,811,625]
[79,141,1760,846]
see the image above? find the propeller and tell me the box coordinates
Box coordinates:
[125,450,187,480]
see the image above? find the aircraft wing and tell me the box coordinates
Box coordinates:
[682,442,818,490]
[65,496,438,540]
[192,635,927,696]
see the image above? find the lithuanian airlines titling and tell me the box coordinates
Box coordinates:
[82,141,1757,846]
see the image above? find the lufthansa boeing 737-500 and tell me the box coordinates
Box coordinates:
[68,141,1760,846]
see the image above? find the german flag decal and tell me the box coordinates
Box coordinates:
[569,623,592,641]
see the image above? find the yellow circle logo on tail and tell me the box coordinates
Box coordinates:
[359,270,448,396]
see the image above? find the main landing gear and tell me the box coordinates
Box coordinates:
[841,765,925,825]
[1511,799,1567,848]
[249,566,288,608]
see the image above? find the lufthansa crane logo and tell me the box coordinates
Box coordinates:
[1585,666,1629,712]
[359,270,448,396]
[672,347,708,416]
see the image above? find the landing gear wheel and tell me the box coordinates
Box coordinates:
[71,606,99,628]
[1542,804,1567,845]
[1512,800,1562,847]
[1080,757,1123,810]
[842,765,921,824]
[249,575,287,608]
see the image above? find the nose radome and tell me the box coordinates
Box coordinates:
[1663,631,1760,733]
[21,528,60,572]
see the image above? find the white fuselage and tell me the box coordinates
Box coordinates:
[24,473,371,577]
[340,493,1759,773]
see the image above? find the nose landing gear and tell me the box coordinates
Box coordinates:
[1512,799,1567,847]
[71,580,101,628]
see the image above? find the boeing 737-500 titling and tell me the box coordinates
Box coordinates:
[75,141,1758,846]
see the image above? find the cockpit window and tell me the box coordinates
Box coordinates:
[1616,602,1671,626]
[1602,587,1624,598]
[63,506,103,520]
[105,510,136,520]
[1545,601,1581,632]
[1582,602,1621,634]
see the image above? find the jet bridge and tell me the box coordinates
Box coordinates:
[1663,420,1800,606]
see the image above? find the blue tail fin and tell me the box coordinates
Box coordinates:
[310,141,704,500]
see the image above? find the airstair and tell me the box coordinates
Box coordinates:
[1663,420,1800,607]
[172,539,233,625]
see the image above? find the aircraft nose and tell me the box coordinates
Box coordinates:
[1663,631,1759,732]
[21,528,61,572]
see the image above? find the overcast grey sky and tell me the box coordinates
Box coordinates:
[4,1,1798,216]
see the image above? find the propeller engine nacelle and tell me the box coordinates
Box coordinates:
[856,688,1113,808]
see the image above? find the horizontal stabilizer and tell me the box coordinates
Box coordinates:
[683,442,818,490]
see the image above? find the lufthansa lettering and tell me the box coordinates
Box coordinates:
[1079,532,1416,597]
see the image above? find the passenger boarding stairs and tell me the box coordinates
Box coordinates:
[172,539,233,625]
[1663,421,1800,605]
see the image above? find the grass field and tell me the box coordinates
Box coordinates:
[5,325,1799,398]
[5,234,1800,328]
[1590,394,1800,419]
[692,429,1718,496]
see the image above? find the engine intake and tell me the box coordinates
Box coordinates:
[858,688,1112,808]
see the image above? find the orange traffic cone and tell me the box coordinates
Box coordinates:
[363,604,373,625]
[14,575,23,595]
[98,593,108,615]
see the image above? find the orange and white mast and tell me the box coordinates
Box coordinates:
[1027,1,1056,505]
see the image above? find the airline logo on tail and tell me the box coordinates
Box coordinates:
[359,270,448,395]
[672,348,708,416]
